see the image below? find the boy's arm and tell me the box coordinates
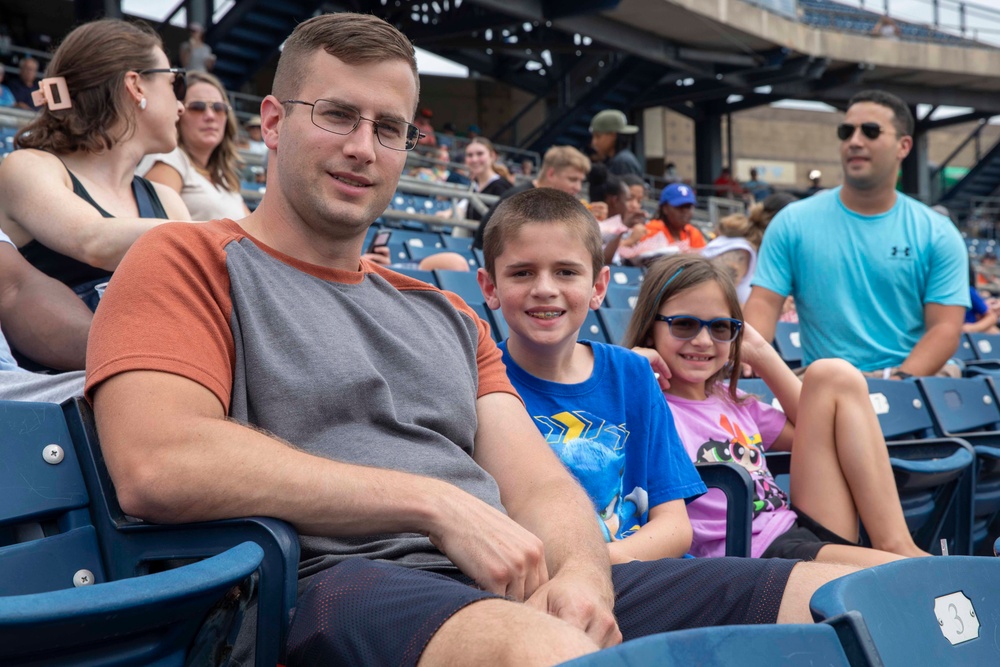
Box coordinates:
[607,499,691,562]
[473,391,622,649]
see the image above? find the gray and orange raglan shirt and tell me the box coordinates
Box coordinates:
[85,219,518,579]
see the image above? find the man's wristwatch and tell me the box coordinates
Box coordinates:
[890,369,913,380]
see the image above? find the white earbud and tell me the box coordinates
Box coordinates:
[139,97,147,110]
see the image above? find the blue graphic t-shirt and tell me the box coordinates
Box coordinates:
[500,340,705,541]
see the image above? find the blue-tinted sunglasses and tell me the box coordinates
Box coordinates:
[654,315,742,343]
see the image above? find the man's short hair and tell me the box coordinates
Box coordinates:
[483,189,603,283]
[540,146,590,177]
[273,13,419,109]
[847,89,914,137]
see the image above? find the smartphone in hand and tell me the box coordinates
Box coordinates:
[367,230,392,254]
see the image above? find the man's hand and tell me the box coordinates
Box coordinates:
[631,346,671,391]
[362,246,391,266]
[427,489,549,601]
[526,570,621,648]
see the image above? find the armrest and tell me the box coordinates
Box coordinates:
[695,463,753,557]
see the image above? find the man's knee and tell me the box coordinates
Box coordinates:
[421,598,599,667]
[776,561,859,624]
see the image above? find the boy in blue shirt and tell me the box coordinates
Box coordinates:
[478,188,704,561]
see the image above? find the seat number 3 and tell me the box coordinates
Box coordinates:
[934,592,979,645]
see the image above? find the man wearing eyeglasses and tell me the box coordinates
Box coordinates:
[746,90,968,379]
[86,12,855,666]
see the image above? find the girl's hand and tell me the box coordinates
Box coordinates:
[738,322,773,372]
[631,347,672,391]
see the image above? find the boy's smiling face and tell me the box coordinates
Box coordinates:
[478,221,609,351]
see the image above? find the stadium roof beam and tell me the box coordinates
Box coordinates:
[917,111,997,132]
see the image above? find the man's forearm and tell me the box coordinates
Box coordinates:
[900,325,961,376]
[507,474,613,588]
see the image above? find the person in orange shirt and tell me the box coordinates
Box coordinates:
[643,183,706,252]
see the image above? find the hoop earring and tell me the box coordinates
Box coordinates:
[139,97,147,110]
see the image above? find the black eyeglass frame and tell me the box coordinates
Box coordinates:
[281,99,424,151]
[836,122,894,142]
[654,315,743,343]
[185,100,231,114]
[135,67,187,101]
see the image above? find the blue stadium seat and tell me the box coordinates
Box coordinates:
[597,308,633,346]
[392,229,445,248]
[442,235,474,251]
[773,321,803,368]
[491,307,510,341]
[435,270,486,304]
[391,267,438,286]
[866,379,976,554]
[608,265,644,287]
[578,310,608,344]
[561,616,874,666]
[917,377,1000,552]
[410,246,478,269]
[604,284,639,310]
[0,399,298,665]
[467,302,502,343]
[811,556,1000,665]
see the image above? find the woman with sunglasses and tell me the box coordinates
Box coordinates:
[0,19,190,310]
[623,254,929,565]
[141,70,250,221]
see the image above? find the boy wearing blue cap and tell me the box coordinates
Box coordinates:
[643,183,706,252]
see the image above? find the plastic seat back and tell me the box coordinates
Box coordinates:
[811,556,1000,665]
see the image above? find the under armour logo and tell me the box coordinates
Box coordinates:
[891,246,911,257]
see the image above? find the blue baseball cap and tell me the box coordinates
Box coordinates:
[659,183,696,207]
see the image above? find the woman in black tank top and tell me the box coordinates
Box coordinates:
[0,19,192,310]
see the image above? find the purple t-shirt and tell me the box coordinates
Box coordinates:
[665,390,796,558]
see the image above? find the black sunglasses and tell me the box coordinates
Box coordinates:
[185,100,230,114]
[837,122,887,141]
[135,68,187,101]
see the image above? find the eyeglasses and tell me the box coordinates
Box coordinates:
[654,315,742,343]
[836,122,891,141]
[185,100,230,114]
[281,99,423,151]
[135,68,187,101]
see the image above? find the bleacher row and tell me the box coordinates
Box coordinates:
[798,0,972,46]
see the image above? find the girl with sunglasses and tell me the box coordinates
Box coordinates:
[623,254,929,565]
[0,19,191,310]
[141,70,250,221]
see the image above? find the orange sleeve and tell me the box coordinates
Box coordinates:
[690,227,707,249]
[439,290,521,402]
[85,221,238,410]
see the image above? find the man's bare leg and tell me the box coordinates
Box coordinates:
[776,561,859,623]
[420,598,600,667]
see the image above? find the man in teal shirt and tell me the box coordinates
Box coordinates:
[745,90,968,378]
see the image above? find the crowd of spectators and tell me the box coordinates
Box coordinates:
[0,11,997,664]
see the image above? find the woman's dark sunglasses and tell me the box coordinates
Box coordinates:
[836,122,885,141]
[654,315,742,343]
[135,68,187,101]
[186,100,230,114]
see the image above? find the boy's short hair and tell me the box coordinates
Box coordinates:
[483,188,603,282]
[273,13,419,108]
[540,146,591,176]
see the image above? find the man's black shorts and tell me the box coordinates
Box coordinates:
[285,556,798,666]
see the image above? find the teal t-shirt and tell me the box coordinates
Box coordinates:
[753,187,969,371]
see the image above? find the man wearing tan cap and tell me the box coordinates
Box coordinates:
[589,109,643,177]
